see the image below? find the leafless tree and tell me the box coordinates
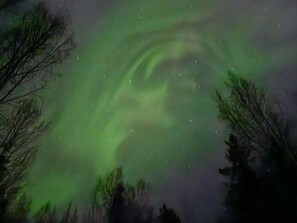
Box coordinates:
[0,3,73,104]
[215,71,297,165]
[34,202,78,223]
[0,2,74,217]
[0,99,46,210]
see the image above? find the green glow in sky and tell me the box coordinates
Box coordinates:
[26,0,297,211]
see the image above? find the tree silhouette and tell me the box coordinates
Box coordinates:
[0,3,73,104]
[0,3,74,219]
[108,182,125,223]
[219,134,258,223]
[34,202,78,223]
[158,204,181,223]
[215,72,297,163]
[93,167,152,223]
[216,72,297,223]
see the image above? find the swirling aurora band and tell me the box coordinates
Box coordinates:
[26,0,297,211]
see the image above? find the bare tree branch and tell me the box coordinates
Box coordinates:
[0,2,74,217]
[215,71,297,165]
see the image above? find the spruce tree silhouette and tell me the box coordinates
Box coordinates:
[219,134,258,223]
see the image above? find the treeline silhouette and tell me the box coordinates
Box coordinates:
[1,2,297,223]
[6,167,181,223]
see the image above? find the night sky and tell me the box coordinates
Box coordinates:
[19,0,297,222]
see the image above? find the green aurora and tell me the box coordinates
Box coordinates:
[26,0,297,211]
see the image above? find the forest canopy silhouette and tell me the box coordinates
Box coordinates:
[0,1,297,223]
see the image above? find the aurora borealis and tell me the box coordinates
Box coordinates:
[23,0,297,221]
